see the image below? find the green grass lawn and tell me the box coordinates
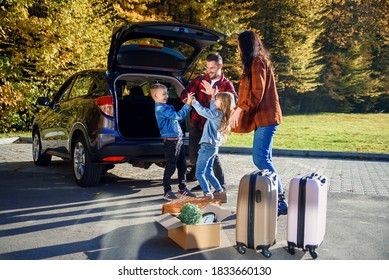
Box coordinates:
[225,113,389,154]
[2,113,388,154]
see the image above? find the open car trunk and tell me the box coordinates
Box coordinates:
[114,74,189,138]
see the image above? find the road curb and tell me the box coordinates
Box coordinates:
[220,147,389,161]
[3,137,389,162]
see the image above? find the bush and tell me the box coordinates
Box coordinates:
[178,203,203,225]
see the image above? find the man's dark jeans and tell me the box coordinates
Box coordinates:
[163,139,187,193]
[189,126,225,187]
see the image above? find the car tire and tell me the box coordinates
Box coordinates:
[32,129,52,166]
[72,135,103,187]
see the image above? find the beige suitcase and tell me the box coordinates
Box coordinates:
[235,170,278,258]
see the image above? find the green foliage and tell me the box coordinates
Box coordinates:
[1,0,388,132]
[0,0,114,132]
[178,203,203,225]
[245,0,326,114]
[317,0,389,113]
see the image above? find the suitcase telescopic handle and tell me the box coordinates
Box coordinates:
[308,172,327,185]
[318,176,327,185]
[258,169,270,176]
[259,169,277,185]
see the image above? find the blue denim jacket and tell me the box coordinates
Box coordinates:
[192,99,223,147]
[154,102,191,138]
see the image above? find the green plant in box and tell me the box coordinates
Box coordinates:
[178,203,203,225]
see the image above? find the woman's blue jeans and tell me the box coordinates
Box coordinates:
[196,143,223,194]
[253,124,284,194]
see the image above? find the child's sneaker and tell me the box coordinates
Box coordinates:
[177,188,196,197]
[204,192,214,199]
[213,190,227,203]
[278,193,288,216]
[163,190,178,201]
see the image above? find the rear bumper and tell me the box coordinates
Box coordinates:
[92,139,189,164]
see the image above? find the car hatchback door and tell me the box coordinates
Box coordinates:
[107,21,226,76]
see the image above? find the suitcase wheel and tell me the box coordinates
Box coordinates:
[236,243,246,254]
[308,247,318,259]
[287,244,296,255]
[261,248,272,258]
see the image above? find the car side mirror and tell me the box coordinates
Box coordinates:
[37,97,50,106]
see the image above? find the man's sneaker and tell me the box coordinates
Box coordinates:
[177,188,196,198]
[163,190,178,201]
[278,193,288,216]
[204,192,214,199]
[213,190,227,203]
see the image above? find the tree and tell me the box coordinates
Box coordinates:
[243,0,326,113]
[1,0,388,132]
[0,0,114,132]
[318,0,389,112]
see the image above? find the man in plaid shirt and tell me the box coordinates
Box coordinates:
[180,53,237,192]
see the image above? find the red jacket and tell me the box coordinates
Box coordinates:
[232,56,282,133]
[180,72,237,131]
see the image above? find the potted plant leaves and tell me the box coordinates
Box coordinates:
[178,203,203,225]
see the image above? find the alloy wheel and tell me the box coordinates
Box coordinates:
[73,141,86,180]
[32,133,40,162]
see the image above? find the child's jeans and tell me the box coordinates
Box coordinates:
[195,143,223,194]
[163,139,187,193]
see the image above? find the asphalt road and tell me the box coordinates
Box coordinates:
[0,143,388,260]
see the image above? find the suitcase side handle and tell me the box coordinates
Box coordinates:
[255,190,261,203]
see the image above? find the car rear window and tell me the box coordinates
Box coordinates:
[122,38,195,59]
[117,38,195,71]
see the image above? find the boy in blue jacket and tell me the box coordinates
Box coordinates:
[151,83,196,201]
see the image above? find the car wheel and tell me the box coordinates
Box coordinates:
[186,165,196,181]
[72,135,103,187]
[32,129,52,166]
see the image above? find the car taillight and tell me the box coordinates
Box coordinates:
[102,156,126,162]
[94,96,113,117]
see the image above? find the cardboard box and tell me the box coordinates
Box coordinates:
[155,204,232,250]
[162,196,222,214]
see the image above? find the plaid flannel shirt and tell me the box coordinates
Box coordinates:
[235,56,282,132]
[180,72,237,131]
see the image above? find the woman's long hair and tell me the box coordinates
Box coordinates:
[238,30,270,80]
[217,92,236,143]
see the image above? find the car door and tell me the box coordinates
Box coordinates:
[55,73,95,155]
[39,77,75,151]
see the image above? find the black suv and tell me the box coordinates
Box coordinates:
[32,22,226,187]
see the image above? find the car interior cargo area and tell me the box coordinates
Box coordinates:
[115,75,189,138]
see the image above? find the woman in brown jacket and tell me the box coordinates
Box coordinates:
[230,30,287,216]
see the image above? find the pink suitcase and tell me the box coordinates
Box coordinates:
[287,173,328,259]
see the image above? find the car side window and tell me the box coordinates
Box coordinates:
[90,75,108,97]
[67,75,94,100]
[56,83,73,103]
